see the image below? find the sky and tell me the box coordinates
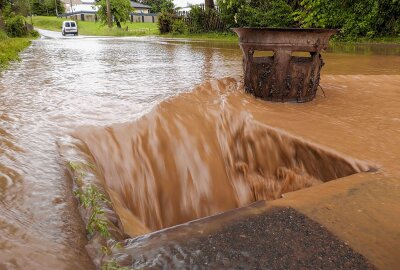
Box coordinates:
[173,0,205,8]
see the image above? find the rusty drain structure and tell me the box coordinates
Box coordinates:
[233,28,338,103]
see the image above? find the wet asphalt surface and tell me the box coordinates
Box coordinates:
[119,206,376,269]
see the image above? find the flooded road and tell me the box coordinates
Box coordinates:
[1,29,400,269]
[0,31,242,269]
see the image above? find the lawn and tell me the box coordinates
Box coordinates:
[31,16,159,36]
[0,36,32,70]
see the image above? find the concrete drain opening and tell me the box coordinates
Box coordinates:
[66,115,375,239]
[62,78,376,269]
[79,121,375,268]
[102,124,376,269]
[217,122,375,203]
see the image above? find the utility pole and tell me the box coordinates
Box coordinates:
[28,0,33,24]
[106,0,112,28]
[69,0,73,14]
[54,0,58,16]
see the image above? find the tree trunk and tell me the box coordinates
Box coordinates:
[205,0,214,9]
[106,0,112,28]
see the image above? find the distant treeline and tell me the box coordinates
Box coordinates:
[0,0,64,17]
[158,0,400,40]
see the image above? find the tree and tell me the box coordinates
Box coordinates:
[105,0,111,28]
[31,0,65,16]
[205,0,214,9]
[139,0,172,13]
[159,0,173,12]
[98,0,131,28]
[296,0,400,39]
[217,0,295,28]
[157,0,174,33]
[14,0,31,16]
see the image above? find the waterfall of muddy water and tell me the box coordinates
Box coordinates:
[73,77,372,236]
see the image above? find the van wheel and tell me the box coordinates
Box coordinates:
[62,31,65,36]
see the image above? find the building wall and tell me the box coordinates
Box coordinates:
[133,8,150,14]
[61,0,84,12]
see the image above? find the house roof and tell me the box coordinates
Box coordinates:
[130,1,151,9]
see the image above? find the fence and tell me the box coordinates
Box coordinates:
[58,12,158,23]
[130,13,158,23]
[175,5,226,32]
[58,11,97,22]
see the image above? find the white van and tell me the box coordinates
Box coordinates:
[62,21,78,36]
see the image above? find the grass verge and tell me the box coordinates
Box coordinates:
[161,31,238,42]
[32,16,159,36]
[31,16,239,42]
[331,36,400,44]
[0,36,32,70]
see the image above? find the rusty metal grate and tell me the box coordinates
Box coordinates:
[233,28,338,103]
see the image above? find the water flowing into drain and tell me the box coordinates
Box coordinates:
[64,77,372,240]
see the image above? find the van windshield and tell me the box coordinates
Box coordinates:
[70,22,76,27]
[65,22,70,27]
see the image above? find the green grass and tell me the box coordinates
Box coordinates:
[0,36,32,70]
[101,259,130,270]
[68,161,111,238]
[161,31,238,43]
[32,16,159,36]
[31,16,239,42]
[74,184,111,238]
[343,36,400,44]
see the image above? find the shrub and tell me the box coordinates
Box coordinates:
[0,30,8,40]
[158,12,174,33]
[171,19,187,34]
[186,5,225,33]
[4,15,28,37]
[187,5,205,33]
[29,30,40,38]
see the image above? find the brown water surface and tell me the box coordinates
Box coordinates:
[73,77,373,236]
[1,30,400,269]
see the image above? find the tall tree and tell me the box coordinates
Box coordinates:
[30,0,64,16]
[205,0,214,9]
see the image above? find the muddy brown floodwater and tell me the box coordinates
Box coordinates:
[1,29,400,269]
